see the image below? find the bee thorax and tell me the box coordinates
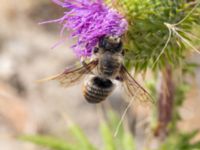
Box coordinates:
[83,76,115,103]
[98,54,122,78]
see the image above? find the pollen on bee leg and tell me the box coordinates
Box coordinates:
[82,84,87,97]
[80,57,85,62]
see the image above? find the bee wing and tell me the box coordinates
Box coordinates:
[120,65,155,107]
[38,60,98,87]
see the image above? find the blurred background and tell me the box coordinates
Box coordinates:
[0,0,200,150]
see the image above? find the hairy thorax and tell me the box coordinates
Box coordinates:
[97,52,123,79]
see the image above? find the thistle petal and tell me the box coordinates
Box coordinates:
[46,0,128,57]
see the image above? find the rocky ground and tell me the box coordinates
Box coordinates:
[0,1,103,149]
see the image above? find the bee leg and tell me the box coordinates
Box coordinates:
[121,49,125,56]
[81,61,95,75]
[93,47,99,54]
[116,76,123,82]
[122,49,129,56]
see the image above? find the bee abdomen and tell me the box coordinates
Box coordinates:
[83,76,115,103]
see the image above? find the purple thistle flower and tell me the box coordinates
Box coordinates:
[41,0,128,57]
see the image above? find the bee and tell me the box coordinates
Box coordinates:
[40,35,154,105]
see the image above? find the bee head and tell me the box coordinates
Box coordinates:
[99,35,123,53]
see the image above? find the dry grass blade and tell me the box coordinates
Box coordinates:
[152,24,172,68]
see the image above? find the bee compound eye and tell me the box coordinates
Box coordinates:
[99,36,107,48]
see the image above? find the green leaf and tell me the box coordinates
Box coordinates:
[100,122,116,150]
[20,135,77,150]
[122,133,136,150]
[68,124,96,150]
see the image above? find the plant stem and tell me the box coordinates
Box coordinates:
[155,65,175,139]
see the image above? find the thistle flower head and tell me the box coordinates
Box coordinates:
[44,0,128,57]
